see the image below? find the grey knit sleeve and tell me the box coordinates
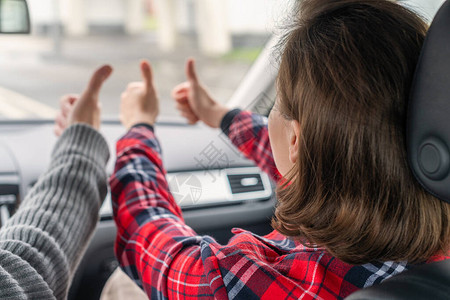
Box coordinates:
[0,124,110,300]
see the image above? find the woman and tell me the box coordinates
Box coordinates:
[109,0,450,299]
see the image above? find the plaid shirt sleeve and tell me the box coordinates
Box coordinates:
[221,109,282,183]
[110,123,212,299]
[108,110,287,299]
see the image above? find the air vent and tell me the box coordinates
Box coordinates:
[166,167,273,208]
[227,174,264,194]
[0,183,19,227]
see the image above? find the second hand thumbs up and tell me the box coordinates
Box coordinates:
[120,60,160,129]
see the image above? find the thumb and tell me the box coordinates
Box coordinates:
[141,60,153,89]
[84,65,113,99]
[186,58,199,84]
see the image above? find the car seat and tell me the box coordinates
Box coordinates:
[346,1,450,299]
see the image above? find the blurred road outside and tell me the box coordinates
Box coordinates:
[0,0,443,121]
[0,32,269,120]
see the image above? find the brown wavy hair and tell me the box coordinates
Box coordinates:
[272,0,450,265]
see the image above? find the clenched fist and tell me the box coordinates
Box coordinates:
[120,60,159,129]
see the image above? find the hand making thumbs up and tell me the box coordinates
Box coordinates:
[54,64,113,136]
[119,60,160,129]
[172,59,229,128]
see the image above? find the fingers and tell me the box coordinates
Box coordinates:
[59,94,78,106]
[171,82,189,101]
[181,111,199,124]
[140,60,153,89]
[54,125,63,137]
[176,102,191,113]
[55,112,67,128]
[176,100,199,124]
[60,95,78,117]
[66,95,77,105]
[55,95,78,137]
[186,58,199,84]
[84,64,113,99]
[54,112,66,137]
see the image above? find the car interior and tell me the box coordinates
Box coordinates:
[0,0,448,299]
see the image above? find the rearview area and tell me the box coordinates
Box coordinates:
[0,0,30,34]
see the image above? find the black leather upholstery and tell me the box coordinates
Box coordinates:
[345,259,450,300]
[407,0,450,203]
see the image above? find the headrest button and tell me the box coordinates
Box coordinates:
[418,138,450,180]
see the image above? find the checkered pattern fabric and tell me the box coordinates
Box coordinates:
[110,110,448,299]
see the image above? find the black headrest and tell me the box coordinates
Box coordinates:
[345,259,450,300]
[407,0,450,203]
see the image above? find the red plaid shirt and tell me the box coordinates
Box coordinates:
[110,110,448,300]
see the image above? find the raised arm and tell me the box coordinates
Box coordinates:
[0,125,109,299]
[0,65,112,299]
[172,59,281,182]
[110,124,214,298]
[110,61,214,298]
[220,109,281,182]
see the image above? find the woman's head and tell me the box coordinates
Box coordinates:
[269,0,450,264]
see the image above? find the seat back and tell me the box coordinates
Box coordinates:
[345,259,450,300]
[407,0,450,203]
[346,1,450,299]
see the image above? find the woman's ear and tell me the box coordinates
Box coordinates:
[288,120,301,164]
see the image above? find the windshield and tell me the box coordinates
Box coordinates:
[0,0,444,121]
[0,0,293,120]
[401,0,446,20]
